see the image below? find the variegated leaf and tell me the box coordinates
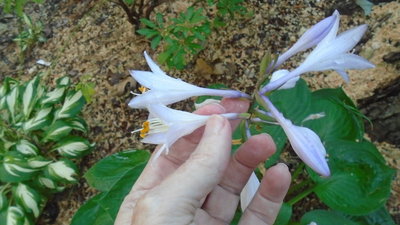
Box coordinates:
[42,120,72,142]
[66,117,88,133]
[15,183,41,218]
[22,76,39,118]
[0,191,7,211]
[2,163,36,177]
[47,160,78,182]
[23,107,52,131]
[6,206,25,225]
[54,136,93,158]
[56,91,85,119]
[13,140,39,156]
[41,87,65,105]
[56,76,71,87]
[6,87,19,122]
[38,176,57,189]
[27,157,52,168]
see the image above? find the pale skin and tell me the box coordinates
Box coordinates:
[115,98,291,225]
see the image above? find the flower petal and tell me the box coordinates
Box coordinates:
[240,172,260,211]
[270,69,299,89]
[143,51,168,77]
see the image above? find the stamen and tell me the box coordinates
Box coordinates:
[139,86,148,93]
[132,118,169,138]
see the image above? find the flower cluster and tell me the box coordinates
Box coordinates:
[130,9,372,186]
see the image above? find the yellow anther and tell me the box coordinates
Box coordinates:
[138,86,148,93]
[232,139,242,145]
[140,121,150,138]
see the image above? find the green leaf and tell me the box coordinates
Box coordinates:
[71,150,150,225]
[6,86,19,122]
[42,120,73,142]
[0,191,8,211]
[66,116,88,133]
[0,153,37,182]
[136,28,159,39]
[300,210,359,225]
[140,18,157,29]
[53,136,93,158]
[356,0,374,15]
[56,90,85,119]
[56,76,71,87]
[85,150,150,192]
[347,207,396,225]
[4,206,26,225]
[150,35,162,49]
[12,140,39,156]
[304,88,364,141]
[312,140,395,215]
[274,203,292,225]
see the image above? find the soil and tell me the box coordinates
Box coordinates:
[0,0,399,224]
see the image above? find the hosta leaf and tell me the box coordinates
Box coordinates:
[46,159,78,182]
[40,87,65,105]
[300,210,358,225]
[5,206,25,225]
[13,140,39,156]
[6,86,19,122]
[22,76,39,118]
[66,117,88,133]
[71,150,150,225]
[56,76,71,87]
[53,136,94,158]
[311,140,395,215]
[37,176,58,190]
[27,156,52,168]
[15,183,42,218]
[23,107,52,131]
[0,191,8,211]
[42,120,72,142]
[56,91,85,119]
[0,160,37,182]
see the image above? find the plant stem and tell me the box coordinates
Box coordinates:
[291,163,305,181]
[287,178,311,196]
[287,185,316,206]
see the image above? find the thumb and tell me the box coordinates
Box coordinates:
[155,115,232,201]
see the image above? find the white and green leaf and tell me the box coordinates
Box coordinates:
[56,76,71,87]
[15,183,41,218]
[6,87,19,122]
[54,136,93,158]
[13,140,39,156]
[6,206,25,225]
[37,176,57,189]
[42,120,72,141]
[56,91,85,119]
[22,76,39,118]
[47,160,78,182]
[41,87,65,105]
[66,117,88,133]
[27,157,52,168]
[23,107,52,131]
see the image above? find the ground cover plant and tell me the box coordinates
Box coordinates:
[71,9,395,225]
[0,75,94,224]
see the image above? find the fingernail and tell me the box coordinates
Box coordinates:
[276,163,289,171]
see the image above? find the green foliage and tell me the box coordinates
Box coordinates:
[136,0,248,69]
[71,150,150,225]
[13,13,46,59]
[0,0,43,17]
[0,74,94,223]
[355,0,374,15]
[138,7,211,69]
[75,75,96,104]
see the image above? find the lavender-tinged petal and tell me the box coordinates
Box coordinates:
[128,90,193,109]
[270,69,300,90]
[288,125,330,177]
[323,24,368,56]
[143,51,168,77]
[336,70,350,83]
[313,10,340,51]
[142,132,167,145]
[148,104,208,123]
[275,11,338,67]
[240,172,260,211]
[198,88,251,99]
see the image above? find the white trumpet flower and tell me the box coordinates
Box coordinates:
[129,52,250,109]
[133,104,245,161]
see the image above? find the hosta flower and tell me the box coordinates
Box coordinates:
[274,11,339,69]
[261,95,330,177]
[240,172,260,211]
[129,52,250,108]
[133,104,244,160]
[261,11,374,93]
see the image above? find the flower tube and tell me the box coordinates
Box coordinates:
[261,95,330,177]
[129,52,250,109]
[133,104,244,160]
[261,11,374,93]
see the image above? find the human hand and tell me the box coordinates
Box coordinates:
[115,99,291,225]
